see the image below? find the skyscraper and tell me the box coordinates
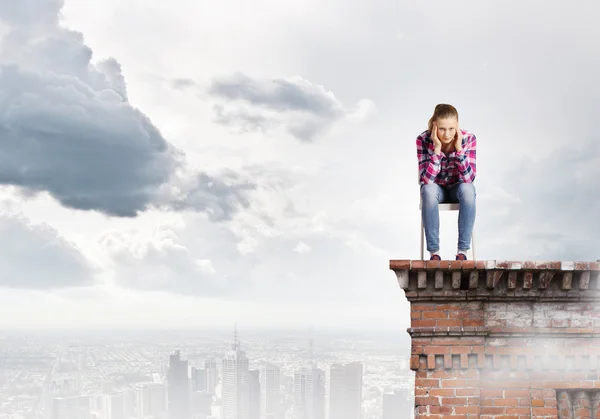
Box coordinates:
[290,366,325,419]
[328,362,363,419]
[192,367,208,392]
[249,369,260,419]
[104,392,125,419]
[222,329,250,419]
[167,350,191,419]
[260,364,282,419]
[205,357,219,395]
[382,389,411,419]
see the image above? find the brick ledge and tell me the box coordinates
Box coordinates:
[390,259,600,300]
[407,326,600,338]
[390,260,600,271]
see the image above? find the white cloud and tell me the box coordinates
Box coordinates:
[294,241,311,254]
[203,73,376,142]
[100,223,228,296]
[0,212,94,289]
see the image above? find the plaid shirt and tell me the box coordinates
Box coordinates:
[416,129,477,186]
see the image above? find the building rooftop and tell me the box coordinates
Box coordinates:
[389,260,600,302]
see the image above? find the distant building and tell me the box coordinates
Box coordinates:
[191,390,213,419]
[249,369,261,419]
[192,367,208,392]
[290,365,325,419]
[328,362,363,419]
[205,357,219,395]
[382,389,412,419]
[222,331,250,419]
[261,364,283,419]
[167,350,191,419]
[103,392,124,419]
[136,382,166,418]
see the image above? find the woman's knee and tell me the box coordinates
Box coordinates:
[457,183,476,202]
[421,183,441,203]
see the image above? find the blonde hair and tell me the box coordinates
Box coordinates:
[427,104,459,132]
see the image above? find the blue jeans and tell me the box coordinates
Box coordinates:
[420,183,476,253]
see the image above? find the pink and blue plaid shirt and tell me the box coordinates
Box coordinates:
[416,129,477,186]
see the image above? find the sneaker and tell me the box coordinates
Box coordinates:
[455,253,467,261]
[430,254,441,261]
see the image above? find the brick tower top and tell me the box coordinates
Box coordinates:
[390,260,600,303]
[389,259,600,419]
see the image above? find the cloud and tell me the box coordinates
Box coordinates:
[293,241,311,254]
[0,0,62,27]
[171,78,196,90]
[101,222,234,297]
[0,0,253,219]
[204,73,375,142]
[0,212,94,289]
[154,169,256,222]
[478,140,600,261]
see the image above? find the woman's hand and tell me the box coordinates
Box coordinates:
[454,123,463,153]
[431,122,442,153]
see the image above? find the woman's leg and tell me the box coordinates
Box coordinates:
[421,183,447,254]
[449,182,476,254]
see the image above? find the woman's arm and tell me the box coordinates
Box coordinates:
[417,133,442,184]
[455,133,477,183]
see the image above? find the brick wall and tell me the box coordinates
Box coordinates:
[390,260,600,419]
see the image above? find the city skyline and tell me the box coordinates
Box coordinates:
[0,328,414,419]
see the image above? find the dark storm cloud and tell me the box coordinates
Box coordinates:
[0,0,254,219]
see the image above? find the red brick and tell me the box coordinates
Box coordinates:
[389,259,411,269]
[441,380,467,387]
[462,261,476,269]
[426,260,441,269]
[423,346,451,355]
[415,396,440,406]
[429,389,454,397]
[412,260,426,269]
[440,397,467,405]
[437,320,463,327]
[454,406,479,414]
[416,378,440,387]
[436,304,463,310]
[430,371,457,379]
[494,398,519,407]
[481,389,504,398]
[532,407,557,415]
[506,407,530,415]
[412,320,437,327]
[480,407,505,415]
[410,355,420,370]
[456,388,479,397]
[413,304,436,311]
[450,346,472,355]
[505,390,530,398]
[427,405,453,414]
[422,311,447,319]
[463,319,485,326]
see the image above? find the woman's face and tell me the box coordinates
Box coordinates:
[435,117,457,145]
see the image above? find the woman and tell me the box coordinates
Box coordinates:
[416,104,476,261]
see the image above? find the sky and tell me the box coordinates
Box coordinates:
[0,0,598,330]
